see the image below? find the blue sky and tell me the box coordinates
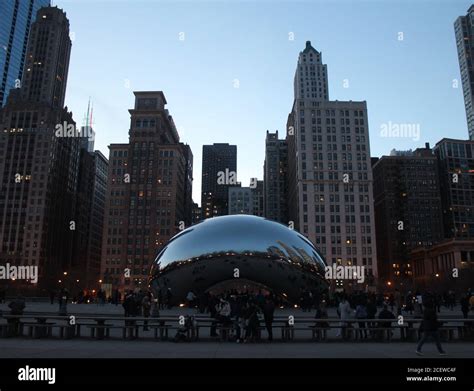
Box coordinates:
[57,0,471,204]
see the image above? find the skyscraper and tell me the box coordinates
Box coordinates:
[182,143,194,227]
[455,6,474,140]
[434,138,474,239]
[0,6,79,293]
[0,0,51,107]
[372,144,443,287]
[73,148,108,292]
[252,179,264,217]
[287,41,378,286]
[264,130,288,223]
[201,143,237,219]
[100,91,192,292]
[71,105,108,293]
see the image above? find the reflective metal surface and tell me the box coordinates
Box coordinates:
[149,215,328,304]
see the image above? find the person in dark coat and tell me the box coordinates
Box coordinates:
[8,296,25,336]
[262,297,275,341]
[49,290,55,305]
[366,297,377,328]
[416,304,446,355]
[123,291,134,317]
[166,288,173,309]
[142,294,151,331]
[461,294,470,319]
[244,301,260,342]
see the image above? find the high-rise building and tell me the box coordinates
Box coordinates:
[252,179,264,217]
[73,148,108,293]
[20,5,71,109]
[264,130,288,223]
[71,104,108,293]
[201,143,237,219]
[286,41,378,285]
[0,6,79,293]
[101,91,192,293]
[372,144,443,288]
[0,0,51,107]
[228,185,253,215]
[434,138,474,239]
[455,6,474,140]
[182,144,194,227]
[192,202,201,225]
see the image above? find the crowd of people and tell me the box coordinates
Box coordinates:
[204,291,276,343]
[2,285,473,348]
[182,288,474,345]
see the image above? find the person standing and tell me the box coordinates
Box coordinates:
[49,290,55,305]
[142,294,151,331]
[166,288,173,309]
[244,301,260,343]
[262,297,275,341]
[355,302,368,339]
[123,291,134,317]
[186,290,196,309]
[8,296,25,336]
[416,303,446,356]
[414,291,423,318]
[157,289,164,310]
[405,291,414,315]
[337,296,352,338]
[461,294,470,319]
[366,297,377,330]
[394,289,402,316]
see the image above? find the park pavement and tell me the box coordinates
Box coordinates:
[0,337,472,358]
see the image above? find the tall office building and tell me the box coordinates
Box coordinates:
[0,0,51,107]
[192,202,201,225]
[434,138,474,239]
[73,148,108,292]
[372,144,443,287]
[228,185,253,215]
[455,6,474,140]
[252,179,264,217]
[101,92,192,293]
[182,144,194,227]
[264,130,288,223]
[287,41,378,285]
[201,143,237,219]
[0,6,79,292]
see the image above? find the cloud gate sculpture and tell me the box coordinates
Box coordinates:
[149,215,328,304]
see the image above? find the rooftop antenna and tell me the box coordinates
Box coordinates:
[85,97,91,128]
[89,100,94,129]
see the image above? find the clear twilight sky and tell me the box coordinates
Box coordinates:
[57,0,470,205]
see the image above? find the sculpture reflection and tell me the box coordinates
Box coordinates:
[149,215,328,304]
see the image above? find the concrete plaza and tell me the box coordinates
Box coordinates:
[1,337,472,358]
